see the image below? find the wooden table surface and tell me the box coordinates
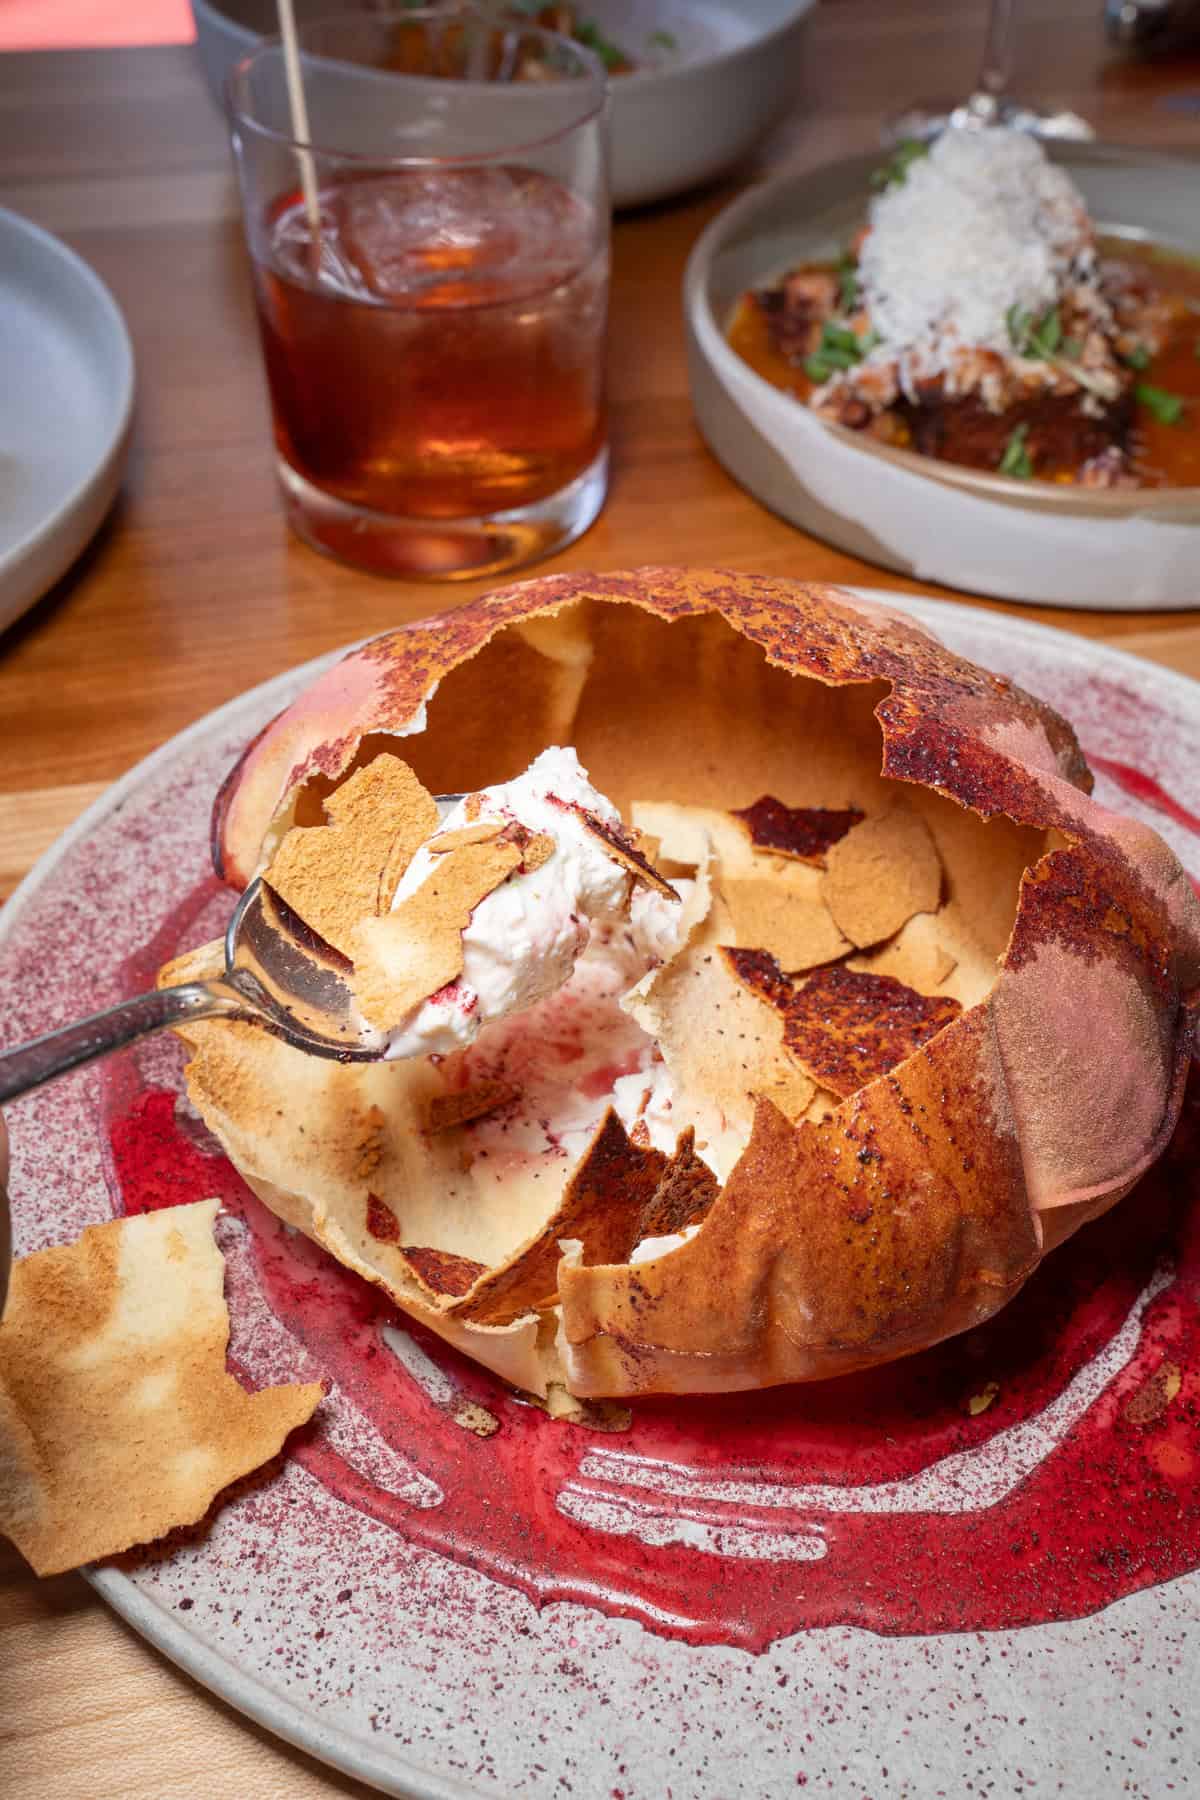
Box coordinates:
[1,4,1198,1795]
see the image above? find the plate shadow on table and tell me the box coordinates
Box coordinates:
[0,502,128,658]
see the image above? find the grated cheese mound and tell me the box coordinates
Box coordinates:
[855,127,1098,396]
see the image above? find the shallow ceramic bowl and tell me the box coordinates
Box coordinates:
[685,143,1200,610]
[191,0,815,210]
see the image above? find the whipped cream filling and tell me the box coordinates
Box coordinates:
[382,746,683,1061]
[445,905,723,1227]
[629,1223,702,1266]
[450,917,675,1169]
[611,1059,680,1158]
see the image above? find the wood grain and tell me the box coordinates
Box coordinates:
[0,783,107,903]
[0,1542,380,1798]
[0,5,1198,1795]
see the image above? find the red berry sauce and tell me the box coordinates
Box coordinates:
[100,761,1200,1653]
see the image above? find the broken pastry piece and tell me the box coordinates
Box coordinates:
[0,1201,321,1575]
[822,806,942,948]
[267,752,439,959]
[732,796,864,866]
[724,950,962,1098]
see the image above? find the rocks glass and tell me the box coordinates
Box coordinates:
[227,9,610,578]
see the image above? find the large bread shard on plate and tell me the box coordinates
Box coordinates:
[0,1201,322,1574]
[171,570,1200,1398]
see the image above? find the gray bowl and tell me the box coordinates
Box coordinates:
[684,143,1200,611]
[191,0,815,210]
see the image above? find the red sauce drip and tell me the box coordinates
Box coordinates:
[1087,752,1200,840]
[100,856,1200,1653]
[102,1071,1200,1652]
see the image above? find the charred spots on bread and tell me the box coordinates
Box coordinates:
[722,949,962,1098]
[365,1191,401,1244]
[732,796,865,865]
[636,1130,720,1241]
[545,793,679,901]
[400,1244,487,1298]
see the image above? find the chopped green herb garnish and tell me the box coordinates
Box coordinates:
[803,318,877,383]
[837,251,859,313]
[821,322,861,354]
[1007,305,1064,361]
[646,28,678,50]
[998,424,1034,479]
[814,346,859,372]
[1136,382,1184,425]
[1005,303,1028,347]
[870,139,929,192]
[1062,337,1083,361]
[1122,343,1152,371]
[575,19,627,69]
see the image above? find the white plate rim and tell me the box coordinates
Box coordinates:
[2,589,1198,1798]
[192,0,817,90]
[607,0,817,89]
[0,206,136,633]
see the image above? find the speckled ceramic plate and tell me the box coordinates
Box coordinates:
[2,594,1199,1799]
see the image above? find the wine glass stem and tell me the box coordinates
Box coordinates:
[976,0,1014,103]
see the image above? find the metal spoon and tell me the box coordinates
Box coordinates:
[0,792,466,1109]
[0,796,466,1319]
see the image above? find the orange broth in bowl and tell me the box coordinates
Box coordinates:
[728,240,1200,489]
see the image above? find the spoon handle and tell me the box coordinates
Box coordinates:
[0,982,243,1105]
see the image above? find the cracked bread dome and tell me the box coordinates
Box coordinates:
[162,570,1200,1400]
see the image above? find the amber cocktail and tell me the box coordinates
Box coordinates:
[227,12,609,579]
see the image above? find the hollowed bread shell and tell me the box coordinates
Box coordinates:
[174,571,1200,1397]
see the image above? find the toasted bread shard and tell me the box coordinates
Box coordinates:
[351,838,523,1030]
[427,822,504,854]
[265,753,440,958]
[724,949,963,1098]
[0,1201,321,1576]
[822,806,943,948]
[579,810,679,900]
[635,1129,719,1242]
[732,796,864,866]
[720,873,850,973]
[449,1110,669,1326]
[625,863,817,1180]
[631,799,851,971]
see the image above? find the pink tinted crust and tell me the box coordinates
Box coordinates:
[215,643,414,881]
[209,569,1200,1394]
[559,1007,1038,1394]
